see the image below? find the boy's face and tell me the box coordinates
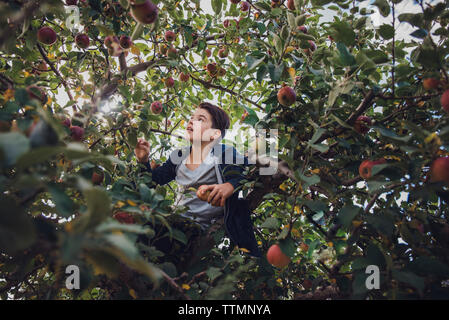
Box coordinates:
[186,108,221,142]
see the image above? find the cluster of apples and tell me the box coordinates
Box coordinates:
[61,117,85,142]
[104,35,133,57]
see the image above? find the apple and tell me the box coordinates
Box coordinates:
[218,47,228,58]
[66,0,78,5]
[266,244,291,268]
[205,48,212,57]
[26,85,47,104]
[75,33,90,49]
[165,77,175,88]
[159,44,168,55]
[104,35,119,49]
[37,27,57,45]
[197,185,211,201]
[287,0,296,10]
[441,89,449,113]
[62,118,71,128]
[429,157,449,186]
[230,0,241,3]
[223,19,230,28]
[359,158,386,180]
[217,67,226,77]
[119,35,133,49]
[167,46,177,58]
[151,101,163,114]
[277,86,296,106]
[297,25,308,33]
[70,125,84,141]
[164,30,176,42]
[354,115,372,134]
[150,160,160,170]
[130,0,158,24]
[240,1,250,11]
[206,63,218,76]
[308,40,317,51]
[179,72,190,82]
[423,78,440,91]
[302,279,312,289]
[92,170,104,185]
[113,211,135,224]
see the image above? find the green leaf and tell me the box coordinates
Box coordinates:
[398,13,424,28]
[0,195,36,255]
[303,200,328,213]
[392,269,425,294]
[373,0,390,17]
[296,171,320,188]
[337,205,362,229]
[410,29,428,39]
[378,24,395,40]
[272,33,283,56]
[0,132,30,167]
[256,64,269,83]
[206,266,223,281]
[278,237,296,258]
[211,0,222,15]
[330,21,356,46]
[48,183,75,218]
[171,229,187,245]
[336,42,356,66]
[267,62,284,82]
[246,55,266,72]
[261,217,280,229]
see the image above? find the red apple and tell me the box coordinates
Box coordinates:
[308,40,317,51]
[104,35,119,48]
[179,72,190,82]
[441,89,449,114]
[92,170,104,185]
[37,27,57,45]
[218,47,228,58]
[205,48,212,57]
[297,25,308,33]
[75,33,90,49]
[223,19,230,28]
[217,67,226,77]
[62,118,71,128]
[70,125,84,142]
[240,1,250,11]
[164,30,176,42]
[359,158,386,180]
[130,0,158,24]
[230,0,241,4]
[429,157,449,186]
[167,46,177,58]
[151,101,163,114]
[287,0,296,10]
[267,244,291,268]
[354,115,372,134]
[66,0,78,5]
[277,86,296,106]
[113,212,135,224]
[119,35,133,49]
[164,77,175,88]
[206,63,218,76]
[423,78,440,91]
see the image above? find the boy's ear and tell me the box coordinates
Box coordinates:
[210,129,222,141]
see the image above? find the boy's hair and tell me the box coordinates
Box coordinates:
[198,102,230,139]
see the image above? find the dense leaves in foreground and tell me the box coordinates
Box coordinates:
[1,0,449,299]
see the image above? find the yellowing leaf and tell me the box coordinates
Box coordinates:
[131,45,140,56]
[311,168,320,174]
[285,46,295,54]
[127,199,137,206]
[239,247,250,253]
[279,182,287,191]
[327,242,333,247]
[115,201,126,208]
[182,284,190,290]
[3,89,15,101]
[129,289,137,299]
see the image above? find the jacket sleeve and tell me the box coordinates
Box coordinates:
[221,147,251,190]
[140,156,177,186]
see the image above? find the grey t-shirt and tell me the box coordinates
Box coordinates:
[175,151,224,229]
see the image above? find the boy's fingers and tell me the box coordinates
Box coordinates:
[207,186,219,203]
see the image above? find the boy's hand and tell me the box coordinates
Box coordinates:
[203,183,235,207]
[134,138,150,163]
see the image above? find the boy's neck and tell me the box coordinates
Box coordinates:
[189,140,220,164]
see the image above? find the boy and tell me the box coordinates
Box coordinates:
[134,102,261,271]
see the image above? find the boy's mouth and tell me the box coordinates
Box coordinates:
[186,127,193,132]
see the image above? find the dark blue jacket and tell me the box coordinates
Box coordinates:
[141,143,261,257]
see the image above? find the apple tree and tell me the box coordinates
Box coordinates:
[1,0,449,300]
